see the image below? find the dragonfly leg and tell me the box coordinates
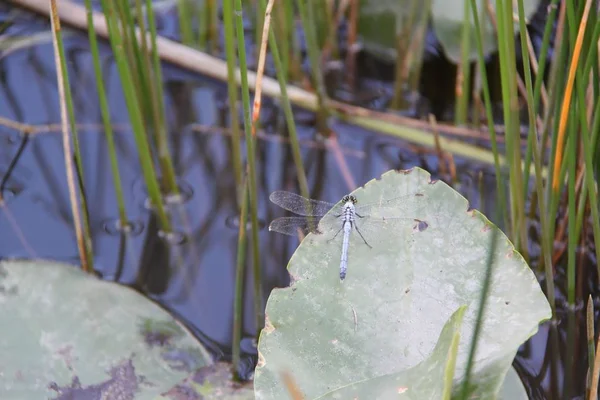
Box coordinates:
[354,223,372,249]
[328,225,344,243]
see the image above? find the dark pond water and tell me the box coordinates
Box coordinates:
[0,2,594,399]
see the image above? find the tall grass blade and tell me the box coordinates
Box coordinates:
[458,216,500,399]
[50,0,94,273]
[390,0,420,110]
[569,2,600,284]
[233,0,264,335]
[495,0,527,258]
[565,112,577,399]
[223,0,243,195]
[99,0,171,231]
[522,0,560,193]
[257,0,309,198]
[83,0,128,227]
[296,0,330,129]
[176,0,194,45]
[515,0,555,312]
[232,178,249,380]
[454,0,472,126]
[551,0,593,191]
[144,0,180,196]
[468,0,508,230]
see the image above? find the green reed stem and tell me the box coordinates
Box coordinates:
[233,0,264,335]
[208,0,219,52]
[286,0,302,81]
[52,1,94,269]
[543,22,569,249]
[565,116,577,400]
[116,0,151,120]
[391,0,419,109]
[407,0,431,96]
[223,0,244,195]
[573,65,600,285]
[258,0,309,198]
[458,218,500,400]
[495,0,527,258]
[296,0,330,121]
[571,4,600,283]
[232,178,249,380]
[113,0,179,198]
[322,1,339,60]
[515,0,555,311]
[83,0,127,226]
[255,0,264,63]
[522,0,560,194]
[50,0,94,273]
[469,0,508,230]
[177,0,194,45]
[144,0,180,196]
[274,0,290,81]
[100,0,171,231]
[197,0,208,49]
[455,0,472,126]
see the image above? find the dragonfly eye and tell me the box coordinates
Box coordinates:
[349,195,357,204]
[342,195,350,203]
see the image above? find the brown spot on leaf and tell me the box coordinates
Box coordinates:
[263,316,275,334]
[56,345,75,370]
[161,362,253,399]
[161,384,201,400]
[139,319,184,348]
[48,358,139,400]
[161,347,206,372]
[257,352,266,368]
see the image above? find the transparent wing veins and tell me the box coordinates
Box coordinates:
[269,190,336,217]
[354,192,425,218]
[269,216,322,236]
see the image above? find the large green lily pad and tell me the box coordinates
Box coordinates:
[358,0,428,62]
[318,306,467,399]
[358,0,541,64]
[255,167,550,399]
[0,260,212,399]
[431,0,541,63]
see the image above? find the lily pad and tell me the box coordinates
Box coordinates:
[358,0,428,62]
[318,306,467,399]
[0,260,212,399]
[358,0,541,64]
[254,167,550,399]
[431,0,541,63]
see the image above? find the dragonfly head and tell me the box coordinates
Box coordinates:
[342,195,358,205]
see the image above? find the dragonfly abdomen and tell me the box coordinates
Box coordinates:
[339,202,356,280]
[340,220,352,280]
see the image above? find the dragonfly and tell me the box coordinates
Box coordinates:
[268,190,429,280]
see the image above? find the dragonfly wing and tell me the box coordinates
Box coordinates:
[268,216,322,236]
[269,191,335,216]
[353,192,430,238]
[354,192,426,218]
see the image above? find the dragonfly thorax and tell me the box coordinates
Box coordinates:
[341,201,356,224]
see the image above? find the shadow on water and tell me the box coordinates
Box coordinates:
[0,2,590,398]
